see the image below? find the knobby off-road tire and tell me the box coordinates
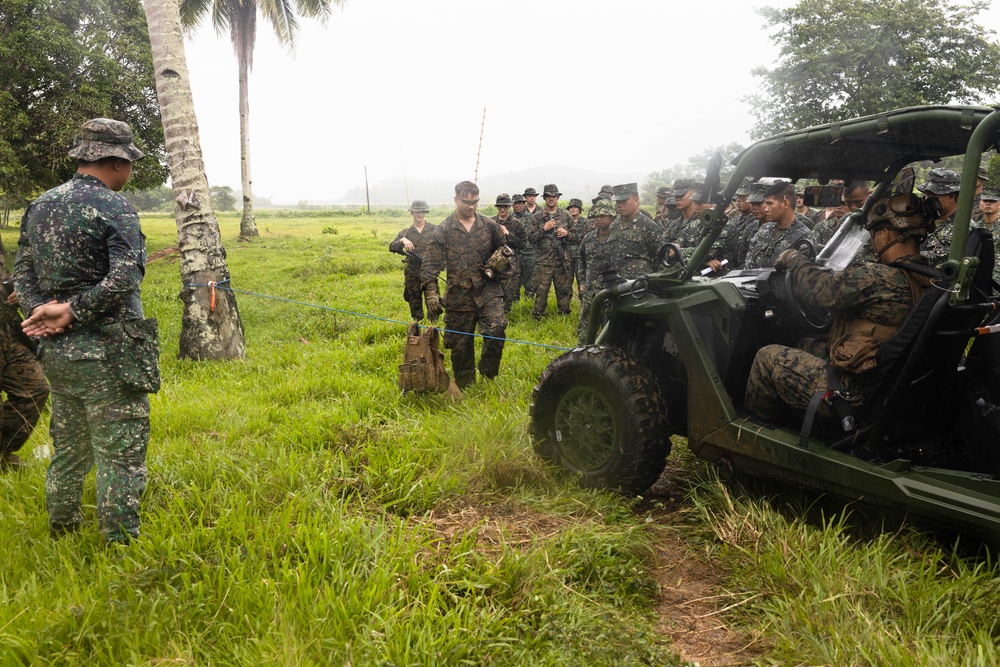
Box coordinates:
[530,346,672,495]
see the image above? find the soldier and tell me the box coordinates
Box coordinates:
[528,184,575,319]
[586,184,615,219]
[492,193,526,313]
[420,181,507,389]
[0,263,49,472]
[565,198,587,298]
[734,182,769,268]
[388,200,437,320]
[971,188,1000,284]
[663,178,701,244]
[512,193,536,300]
[745,194,935,422]
[917,168,961,266]
[576,198,617,342]
[973,165,988,221]
[669,185,731,273]
[653,185,672,227]
[523,186,540,217]
[15,117,155,543]
[607,182,663,278]
[744,181,816,269]
[794,186,818,229]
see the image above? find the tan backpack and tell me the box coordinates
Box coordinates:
[398,323,462,400]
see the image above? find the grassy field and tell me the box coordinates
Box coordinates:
[2,210,1000,666]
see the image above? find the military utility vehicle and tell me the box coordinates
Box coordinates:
[530,105,1000,546]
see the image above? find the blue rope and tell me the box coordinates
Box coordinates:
[185,282,575,352]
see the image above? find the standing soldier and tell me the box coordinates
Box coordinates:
[492,193,526,313]
[0,261,49,472]
[523,186,541,217]
[918,168,962,266]
[512,193,536,300]
[528,184,575,319]
[607,182,663,278]
[565,198,587,299]
[587,184,614,219]
[653,185,672,227]
[15,117,156,544]
[577,198,617,342]
[388,200,437,320]
[420,181,507,389]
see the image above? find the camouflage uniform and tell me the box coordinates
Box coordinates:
[576,199,617,342]
[496,213,526,313]
[813,214,841,247]
[725,212,757,269]
[921,214,955,266]
[513,205,536,298]
[0,264,49,465]
[601,211,663,279]
[970,218,1000,284]
[528,207,576,318]
[746,252,930,420]
[15,168,152,542]
[388,220,437,320]
[743,219,816,269]
[420,212,507,389]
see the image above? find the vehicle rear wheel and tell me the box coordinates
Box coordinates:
[530,346,672,494]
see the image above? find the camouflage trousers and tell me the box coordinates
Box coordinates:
[443,298,507,389]
[520,250,536,298]
[532,263,572,319]
[403,270,431,321]
[499,256,521,313]
[568,250,584,299]
[576,289,611,344]
[41,351,150,542]
[745,341,863,422]
[0,324,49,455]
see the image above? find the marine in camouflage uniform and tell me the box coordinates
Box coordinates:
[653,185,672,229]
[420,181,507,389]
[528,184,576,319]
[576,199,617,342]
[971,189,1000,284]
[746,195,934,421]
[512,194,536,299]
[603,183,663,278]
[565,198,588,299]
[918,168,962,267]
[0,262,49,471]
[388,200,437,320]
[734,183,769,268]
[14,118,153,543]
[492,193,526,313]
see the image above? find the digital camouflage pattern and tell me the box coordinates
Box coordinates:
[0,291,49,457]
[528,208,577,318]
[495,213,526,312]
[724,212,757,268]
[746,251,929,420]
[921,214,955,266]
[597,211,662,280]
[577,226,616,342]
[389,221,438,320]
[743,219,816,269]
[512,207,536,297]
[813,213,841,247]
[970,217,1000,284]
[14,172,152,542]
[67,118,145,162]
[420,212,507,388]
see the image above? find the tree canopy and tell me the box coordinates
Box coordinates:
[0,0,168,209]
[746,0,1000,139]
[641,143,745,204]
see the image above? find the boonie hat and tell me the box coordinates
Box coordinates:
[917,168,962,195]
[68,117,145,162]
[591,199,617,217]
[655,186,671,198]
[542,183,561,197]
[567,198,583,210]
[512,193,526,203]
[523,187,539,197]
[598,184,614,198]
[495,193,513,207]
[611,183,638,202]
[408,200,430,212]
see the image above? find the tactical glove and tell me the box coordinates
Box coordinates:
[425,295,444,322]
[774,249,799,271]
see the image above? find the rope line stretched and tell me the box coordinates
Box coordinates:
[184,281,575,352]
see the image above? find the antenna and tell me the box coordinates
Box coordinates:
[474,107,486,184]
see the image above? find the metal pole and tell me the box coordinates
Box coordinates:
[474,107,486,184]
[364,165,371,215]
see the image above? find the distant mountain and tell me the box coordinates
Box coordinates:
[336,165,638,206]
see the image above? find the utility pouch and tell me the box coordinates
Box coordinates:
[103,318,161,393]
[398,323,461,399]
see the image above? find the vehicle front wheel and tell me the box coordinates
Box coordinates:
[530,346,672,494]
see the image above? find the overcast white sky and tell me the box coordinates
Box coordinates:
[181,0,1000,204]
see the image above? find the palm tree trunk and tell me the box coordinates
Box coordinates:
[238,55,258,240]
[142,0,246,360]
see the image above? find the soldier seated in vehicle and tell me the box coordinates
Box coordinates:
[744,194,935,424]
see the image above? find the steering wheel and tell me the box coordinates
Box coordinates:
[764,241,831,332]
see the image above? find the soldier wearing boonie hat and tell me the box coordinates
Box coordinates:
[390,200,438,320]
[14,117,153,544]
[528,184,575,319]
[565,198,587,298]
[654,186,672,227]
[512,193,536,299]
[576,197,619,342]
[917,168,963,265]
[493,194,526,312]
[522,187,540,216]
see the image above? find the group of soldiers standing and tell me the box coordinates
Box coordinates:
[388,164,999,389]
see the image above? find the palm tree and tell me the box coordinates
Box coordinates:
[178,0,339,241]
[142,0,247,359]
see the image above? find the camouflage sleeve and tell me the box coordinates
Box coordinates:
[67,204,146,325]
[12,205,45,315]
[788,252,872,310]
[505,218,526,252]
[419,224,444,297]
[527,212,545,246]
[388,227,408,254]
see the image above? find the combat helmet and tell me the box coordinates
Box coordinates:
[865,194,933,236]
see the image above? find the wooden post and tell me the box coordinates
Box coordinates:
[474,107,486,184]
[364,165,371,215]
